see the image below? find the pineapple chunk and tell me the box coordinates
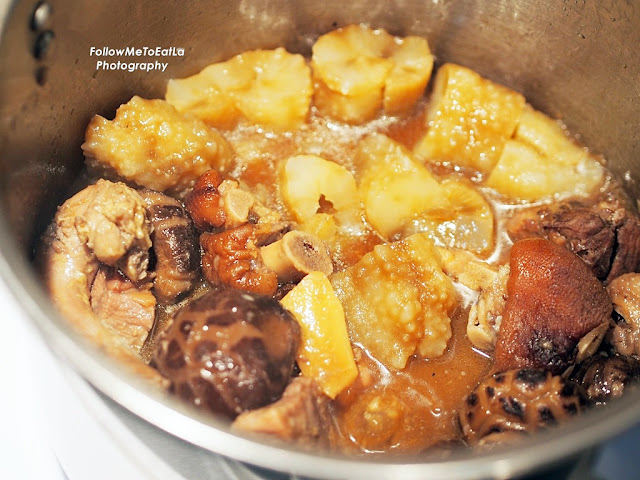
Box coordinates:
[82,96,233,195]
[356,134,494,255]
[166,48,312,131]
[331,233,458,370]
[281,271,358,398]
[311,24,433,124]
[413,63,525,175]
[281,154,361,228]
[486,105,605,202]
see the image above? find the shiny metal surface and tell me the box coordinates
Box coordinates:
[1,1,640,478]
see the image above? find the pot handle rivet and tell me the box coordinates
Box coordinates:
[30,1,53,31]
[32,29,54,60]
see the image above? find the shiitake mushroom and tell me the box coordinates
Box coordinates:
[153,288,300,418]
[570,352,640,405]
[459,368,585,448]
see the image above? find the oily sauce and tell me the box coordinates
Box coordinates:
[334,306,491,455]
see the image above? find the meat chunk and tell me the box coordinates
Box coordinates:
[507,200,640,284]
[233,376,337,449]
[200,224,279,296]
[607,273,640,356]
[467,264,510,352]
[493,238,612,375]
[67,179,152,282]
[436,247,508,352]
[39,180,165,386]
[570,352,640,405]
[90,266,155,352]
[153,288,300,418]
[611,217,640,283]
[260,231,333,283]
[139,189,200,303]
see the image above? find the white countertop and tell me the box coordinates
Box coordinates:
[0,277,63,479]
[0,276,168,480]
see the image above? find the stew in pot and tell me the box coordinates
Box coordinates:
[39,24,640,456]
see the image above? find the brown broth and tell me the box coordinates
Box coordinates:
[332,306,491,455]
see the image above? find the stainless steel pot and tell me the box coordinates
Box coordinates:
[1,1,640,478]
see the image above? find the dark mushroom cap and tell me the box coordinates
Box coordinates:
[570,352,640,405]
[459,368,585,448]
[153,288,300,418]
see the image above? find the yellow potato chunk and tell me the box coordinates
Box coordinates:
[281,271,358,398]
[356,133,444,238]
[299,213,338,243]
[281,154,361,227]
[166,48,312,131]
[413,63,525,175]
[403,178,495,255]
[486,106,605,202]
[384,35,435,114]
[356,134,494,255]
[311,24,433,124]
[165,63,239,130]
[331,233,458,370]
[82,96,233,195]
